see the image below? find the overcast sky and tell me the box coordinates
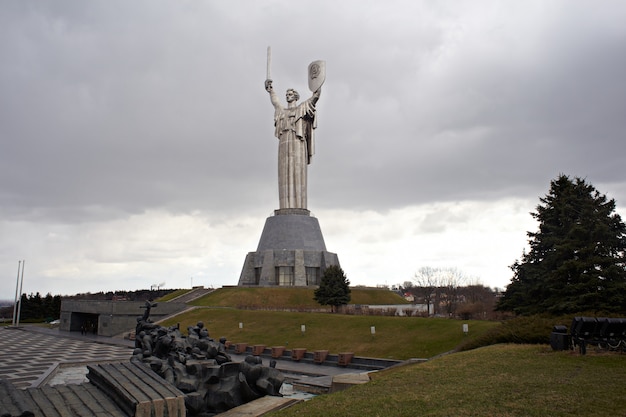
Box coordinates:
[2,1,626,300]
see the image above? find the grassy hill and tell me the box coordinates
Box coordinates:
[159,287,497,359]
[188,287,409,310]
[158,287,624,416]
[160,309,497,359]
[156,288,192,302]
[271,344,626,417]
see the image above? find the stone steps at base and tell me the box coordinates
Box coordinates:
[87,362,186,417]
[218,395,301,416]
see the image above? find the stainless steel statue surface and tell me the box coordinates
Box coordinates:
[265,48,325,210]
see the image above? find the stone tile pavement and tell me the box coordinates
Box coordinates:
[0,326,133,389]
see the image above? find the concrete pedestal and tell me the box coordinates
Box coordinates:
[238,209,340,286]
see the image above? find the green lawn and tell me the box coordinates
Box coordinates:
[188,287,409,310]
[271,344,626,417]
[156,288,192,302]
[158,287,625,416]
[159,308,497,359]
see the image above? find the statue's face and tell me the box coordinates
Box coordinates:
[286,90,297,103]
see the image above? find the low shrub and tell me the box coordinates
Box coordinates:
[456,315,556,351]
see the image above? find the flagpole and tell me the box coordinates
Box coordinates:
[15,260,25,327]
[11,261,21,327]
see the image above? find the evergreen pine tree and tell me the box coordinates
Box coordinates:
[314,265,351,312]
[498,175,626,315]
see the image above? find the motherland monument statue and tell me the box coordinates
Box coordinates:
[238,48,339,287]
[264,48,325,210]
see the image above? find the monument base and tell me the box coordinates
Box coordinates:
[238,210,340,286]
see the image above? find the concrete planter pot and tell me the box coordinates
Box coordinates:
[338,352,354,366]
[314,350,329,364]
[291,348,307,361]
[271,346,286,358]
[252,345,266,356]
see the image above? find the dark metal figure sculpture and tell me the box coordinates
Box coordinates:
[133,301,284,415]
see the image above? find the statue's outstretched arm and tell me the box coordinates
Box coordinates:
[310,87,321,105]
[266,79,281,108]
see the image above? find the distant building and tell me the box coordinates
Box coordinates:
[59,300,185,337]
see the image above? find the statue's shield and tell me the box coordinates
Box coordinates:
[308,60,326,92]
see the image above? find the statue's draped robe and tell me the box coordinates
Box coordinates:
[270,90,319,209]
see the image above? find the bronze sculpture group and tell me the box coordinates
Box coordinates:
[133,303,284,415]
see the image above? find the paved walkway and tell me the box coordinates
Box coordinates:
[0,325,367,392]
[0,326,133,389]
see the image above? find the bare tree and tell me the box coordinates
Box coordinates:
[413,267,441,316]
[457,284,497,319]
[439,267,466,316]
[413,267,468,316]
